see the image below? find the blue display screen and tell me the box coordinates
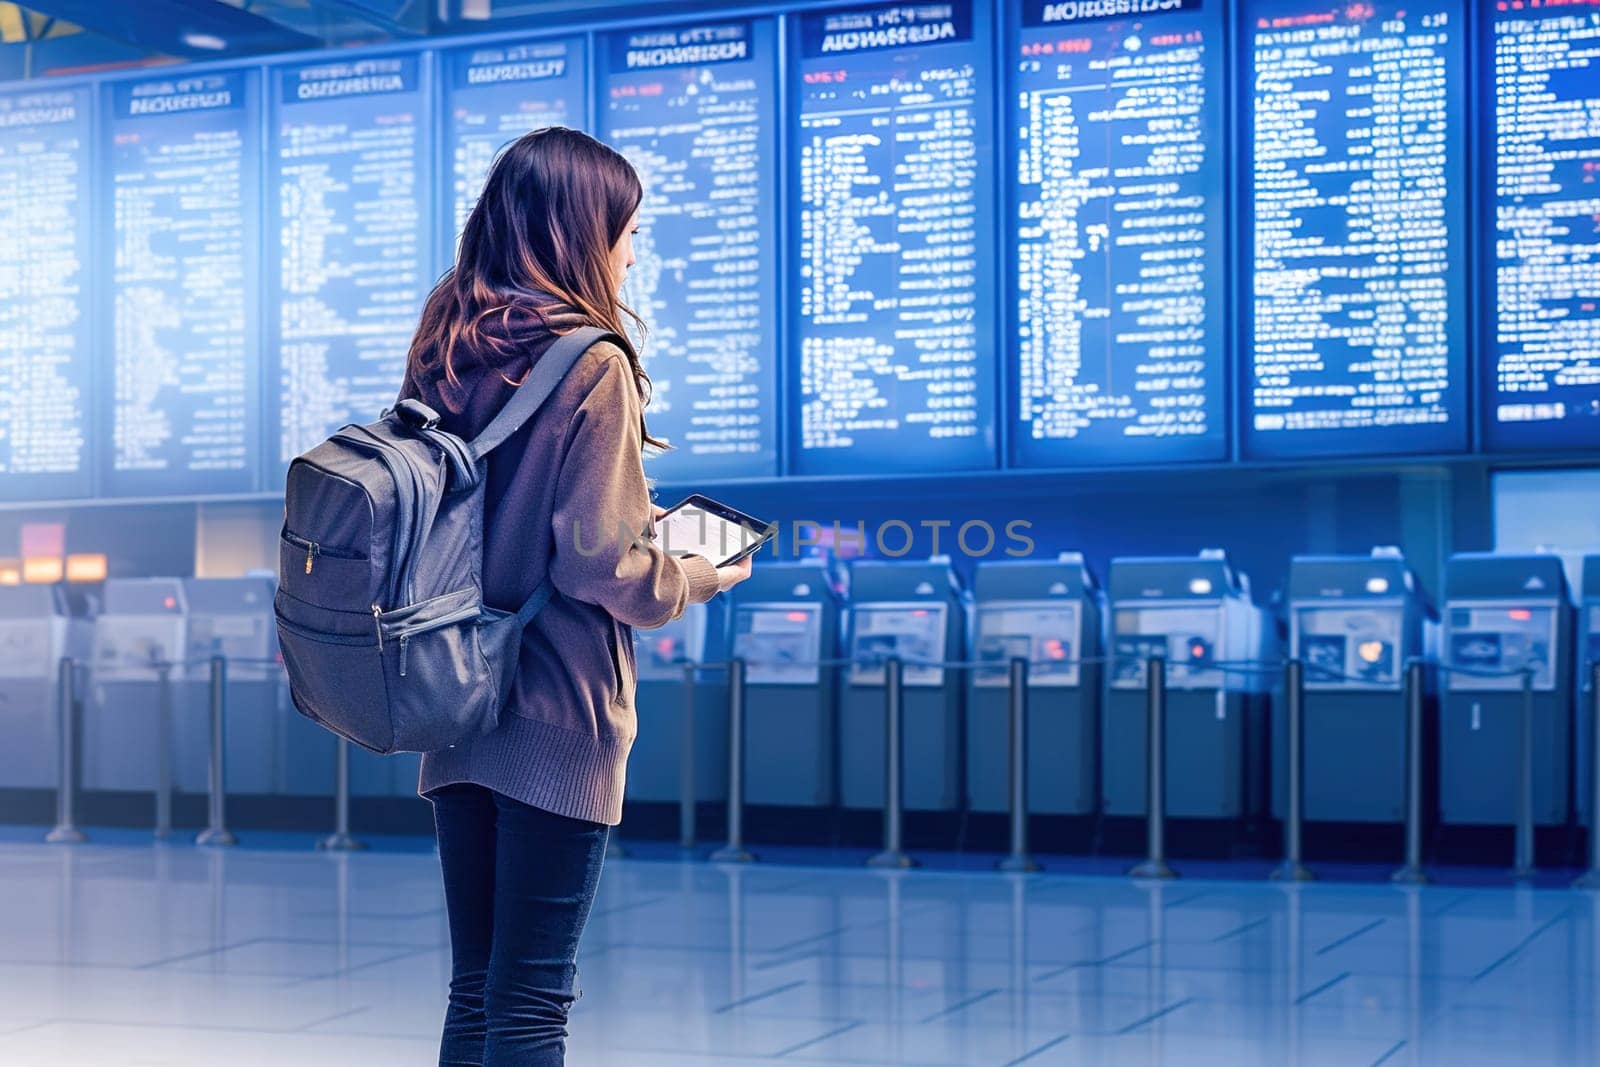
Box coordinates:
[792,0,998,475]
[599,20,781,480]
[1484,0,1600,451]
[441,36,588,266]
[268,55,432,474]
[104,71,262,497]
[5,2,1599,508]
[1011,0,1228,468]
[1243,0,1470,459]
[0,85,94,501]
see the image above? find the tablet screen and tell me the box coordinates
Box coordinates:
[655,503,767,566]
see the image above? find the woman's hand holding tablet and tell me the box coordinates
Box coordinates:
[650,494,774,569]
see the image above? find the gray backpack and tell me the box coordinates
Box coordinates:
[274,326,617,754]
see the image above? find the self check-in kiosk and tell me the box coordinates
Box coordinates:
[626,602,729,807]
[1580,554,1600,826]
[85,578,190,792]
[1104,550,1273,820]
[727,561,841,808]
[0,585,94,789]
[1440,553,1573,827]
[1278,549,1432,824]
[180,577,279,796]
[966,554,1102,816]
[841,558,965,813]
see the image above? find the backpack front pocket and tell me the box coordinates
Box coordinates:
[377,587,500,750]
[276,613,393,753]
[279,522,379,611]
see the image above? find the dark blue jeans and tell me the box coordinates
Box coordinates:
[430,783,609,1067]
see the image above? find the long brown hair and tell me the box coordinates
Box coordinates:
[406,126,663,448]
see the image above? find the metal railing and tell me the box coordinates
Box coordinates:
[998,657,1040,874]
[696,651,1111,870]
[37,644,1590,885]
[1392,660,1429,886]
[708,657,754,864]
[46,653,361,852]
[1128,655,1175,881]
[44,658,85,845]
[865,655,914,870]
[1271,658,1312,883]
[195,655,237,848]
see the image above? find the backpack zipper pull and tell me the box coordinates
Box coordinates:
[371,604,383,652]
[305,541,319,575]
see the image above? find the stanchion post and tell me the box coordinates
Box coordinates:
[869,655,916,869]
[1130,656,1176,879]
[1575,661,1600,889]
[1272,658,1314,882]
[679,661,697,850]
[1512,667,1536,881]
[196,655,237,847]
[1392,659,1429,884]
[999,657,1039,873]
[154,661,173,840]
[318,735,365,851]
[711,658,755,863]
[46,657,86,844]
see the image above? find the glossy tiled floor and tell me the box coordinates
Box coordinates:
[0,838,1596,1066]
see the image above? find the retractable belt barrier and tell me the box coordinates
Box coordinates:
[45,658,86,845]
[37,647,1556,880]
[1394,660,1430,886]
[1128,655,1175,880]
[1272,659,1313,883]
[45,654,360,852]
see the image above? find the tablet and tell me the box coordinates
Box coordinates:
[653,494,774,568]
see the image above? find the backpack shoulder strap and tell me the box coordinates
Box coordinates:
[467,325,622,462]
[515,577,557,627]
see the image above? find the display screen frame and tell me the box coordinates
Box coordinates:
[786,0,1003,477]
[596,16,784,481]
[0,81,99,502]
[1004,0,1233,470]
[263,49,436,488]
[1237,0,1475,462]
[1291,601,1410,692]
[100,66,265,499]
[1443,597,1562,693]
[970,597,1082,688]
[847,600,951,688]
[1477,0,1600,455]
[732,600,824,685]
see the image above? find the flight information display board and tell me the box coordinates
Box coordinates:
[599,19,781,480]
[1244,0,1469,459]
[441,36,587,263]
[1484,1,1600,451]
[269,55,432,471]
[793,0,998,475]
[105,71,261,497]
[0,85,94,501]
[1011,0,1228,468]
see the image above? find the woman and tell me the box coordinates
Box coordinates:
[397,127,752,1066]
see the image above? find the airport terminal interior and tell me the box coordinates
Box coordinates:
[2,0,1600,1063]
